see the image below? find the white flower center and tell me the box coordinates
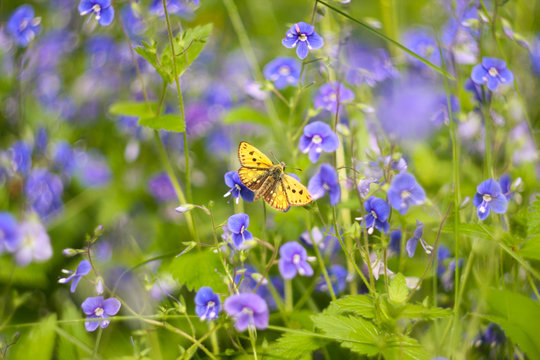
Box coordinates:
[234,184,242,191]
[92,4,102,19]
[242,307,254,316]
[488,67,498,77]
[482,194,492,202]
[401,190,411,200]
[299,33,308,41]
[329,93,337,102]
[94,307,104,317]
[370,210,378,219]
[292,254,301,265]
[278,66,291,76]
[312,135,323,144]
[19,19,29,31]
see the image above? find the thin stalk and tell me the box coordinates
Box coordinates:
[284,279,293,312]
[162,0,192,203]
[310,224,337,301]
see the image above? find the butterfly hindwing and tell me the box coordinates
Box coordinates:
[263,178,291,212]
[238,141,273,169]
[238,167,270,191]
[282,174,312,206]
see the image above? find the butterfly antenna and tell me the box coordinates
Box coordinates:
[269,150,280,164]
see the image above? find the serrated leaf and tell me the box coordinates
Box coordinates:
[223,106,270,127]
[138,114,185,133]
[485,288,540,359]
[134,41,170,81]
[269,332,326,359]
[161,23,213,83]
[382,335,429,360]
[328,294,376,319]
[399,304,452,320]
[12,314,57,360]
[388,273,408,304]
[109,101,158,118]
[527,197,540,236]
[168,250,228,293]
[312,314,380,356]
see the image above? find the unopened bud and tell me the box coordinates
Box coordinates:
[62,248,79,257]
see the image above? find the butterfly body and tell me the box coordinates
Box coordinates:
[237,142,312,212]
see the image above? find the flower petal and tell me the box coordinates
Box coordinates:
[471,64,487,85]
[278,260,297,279]
[102,297,121,315]
[85,317,100,332]
[296,42,309,60]
[98,6,115,26]
[406,237,419,257]
[307,32,324,49]
[227,213,249,234]
[81,296,103,315]
[489,195,508,214]
[282,35,298,49]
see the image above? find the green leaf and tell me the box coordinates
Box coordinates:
[527,196,540,236]
[388,273,408,304]
[485,288,540,359]
[329,295,376,319]
[400,304,452,320]
[109,101,158,118]
[442,222,495,241]
[312,314,380,356]
[382,335,429,360]
[57,300,93,360]
[269,332,326,359]
[223,106,270,127]
[134,41,170,82]
[12,314,57,360]
[161,23,213,83]
[168,249,228,293]
[520,235,540,261]
[138,114,185,133]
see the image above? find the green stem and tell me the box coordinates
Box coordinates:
[92,327,103,360]
[284,279,293,312]
[310,222,337,300]
[209,322,220,355]
[162,0,192,203]
[481,88,493,178]
[248,327,259,360]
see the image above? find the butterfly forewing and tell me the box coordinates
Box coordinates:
[238,141,273,169]
[282,174,312,206]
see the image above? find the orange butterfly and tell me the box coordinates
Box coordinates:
[237,142,312,212]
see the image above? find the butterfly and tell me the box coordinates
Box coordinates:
[237,141,312,212]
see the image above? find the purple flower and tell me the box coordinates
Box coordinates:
[149,0,192,17]
[465,78,491,104]
[263,57,301,89]
[224,171,254,204]
[406,220,433,257]
[9,141,32,176]
[431,95,460,127]
[387,173,426,215]
[58,260,92,293]
[78,0,115,26]
[148,172,176,203]
[224,293,269,331]
[345,46,398,87]
[499,174,513,201]
[195,287,221,321]
[0,212,20,254]
[389,230,401,254]
[281,22,324,60]
[227,213,253,249]
[81,296,121,332]
[14,216,52,267]
[35,128,48,154]
[531,35,540,76]
[308,164,341,205]
[299,121,339,163]
[74,150,111,188]
[7,5,41,47]
[357,178,377,198]
[52,141,76,177]
[473,179,508,220]
[471,57,514,91]
[363,196,391,234]
[26,168,63,220]
[313,82,355,114]
[403,29,441,67]
[316,264,348,294]
[278,242,313,279]
[121,5,146,39]
[299,227,339,256]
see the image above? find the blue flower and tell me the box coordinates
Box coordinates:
[282,22,324,60]
[121,5,146,39]
[406,220,433,257]
[147,172,176,203]
[403,29,441,67]
[78,0,115,26]
[473,179,508,220]
[308,164,341,205]
[227,213,253,249]
[389,230,401,254]
[263,57,301,89]
[299,227,339,256]
[52,141,76,177]
[224,293,269,331]
[58,260,92,293]
[10,141,32,176]
[0,212,20,254]
[299,121,339,163]
[387,173,426,215]
[81,296,121,332]
[74,150,111,188]
[363,196,390,234]
[345,46,398,87]
[531,35,540,77]
[195,287,221,321]
[316,264,348,295]
[313,82,355,114]
[278,242,313,280]
[7,5,41,47]
[14,216,52,267]
[224,171,254,204]
[499,174,513,201]
[35,128,48,154]
[471,57,514,91]
[26,168,63,220]
[149,0,191,17]
[431,95,460,126]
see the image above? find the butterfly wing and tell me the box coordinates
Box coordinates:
[238,167,270,191]
[282,174,312,206]
[263,178,291,212]
[238,142,273,169]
